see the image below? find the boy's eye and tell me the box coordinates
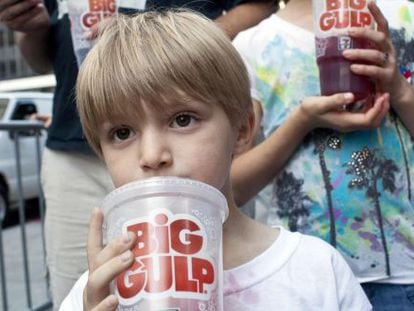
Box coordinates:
[171,114,197,128]
[112,127,132,141]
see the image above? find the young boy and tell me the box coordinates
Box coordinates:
[60,10,376,310]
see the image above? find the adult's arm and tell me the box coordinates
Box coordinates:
[0,0,52,73]
[15,28,52,74]
[215,1,276,40]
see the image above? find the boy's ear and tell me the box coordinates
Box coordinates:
[234,100,259,155]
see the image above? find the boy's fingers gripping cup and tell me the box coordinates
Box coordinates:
[102,177,228,311]
[313,0,375,106]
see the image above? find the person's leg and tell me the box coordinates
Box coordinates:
[42,148,113,310]
[361,283,414,311]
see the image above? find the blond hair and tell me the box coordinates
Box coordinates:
[76,10,251,155]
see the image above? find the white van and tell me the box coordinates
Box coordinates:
[0,92,53,222]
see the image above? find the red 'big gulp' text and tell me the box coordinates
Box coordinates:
[81,0,116,29]
[319,0,372,31]
[116,211,215,303]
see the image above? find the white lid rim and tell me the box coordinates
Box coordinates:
[101,177,229,221]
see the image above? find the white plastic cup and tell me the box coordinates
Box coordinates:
[101,177,229,311]
[67,0,116,66]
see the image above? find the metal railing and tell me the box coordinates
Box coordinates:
[0,121,52,311]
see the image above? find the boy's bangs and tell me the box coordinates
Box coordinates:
[80,59,211,127]
[76,11,252,155]
[80,15,216,126]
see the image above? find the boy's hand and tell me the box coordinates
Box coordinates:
[342,1,409,105]
[83,208,136,311]
[0,0,49,32]
[298,92,390,133]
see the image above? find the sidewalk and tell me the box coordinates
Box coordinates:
[0,220,51,311]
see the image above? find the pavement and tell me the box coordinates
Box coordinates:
[0,220,51,311]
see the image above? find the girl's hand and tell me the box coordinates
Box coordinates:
[83,208,136,311]
[298,92,390,133]
[342,1,408,104]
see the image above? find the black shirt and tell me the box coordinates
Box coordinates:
[45,0,89,152]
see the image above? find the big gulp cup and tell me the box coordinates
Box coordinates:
[313,0,375,102]
[101,177,229,310]
[67,0,116,66]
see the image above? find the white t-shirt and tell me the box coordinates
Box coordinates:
[61,227,371,310]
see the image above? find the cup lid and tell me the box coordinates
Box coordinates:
[101,177,229,222]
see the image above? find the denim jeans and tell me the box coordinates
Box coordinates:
[361,283,414,311]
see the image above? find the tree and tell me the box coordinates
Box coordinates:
[304,129,340,247]
[274,171,313,232]
[344,147,399,276]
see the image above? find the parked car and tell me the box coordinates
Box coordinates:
[0,92,53,222]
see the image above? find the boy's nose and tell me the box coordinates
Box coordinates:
[139,132,172,171]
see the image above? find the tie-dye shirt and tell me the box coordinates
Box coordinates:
[233,0,414,283]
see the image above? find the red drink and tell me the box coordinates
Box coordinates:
[312,0,376,103]
[316,36,374,101]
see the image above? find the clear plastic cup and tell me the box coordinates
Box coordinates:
[313,0,375,105]
[101,177,229,311]
[67,0,116,66]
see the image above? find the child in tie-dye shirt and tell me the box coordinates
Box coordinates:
[233,0,414,309]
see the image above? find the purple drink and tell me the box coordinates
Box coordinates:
[313,0,376,104]
[316,36,374,101]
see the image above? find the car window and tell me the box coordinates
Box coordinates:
[12,102,37,120]
[0,98,8,120]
